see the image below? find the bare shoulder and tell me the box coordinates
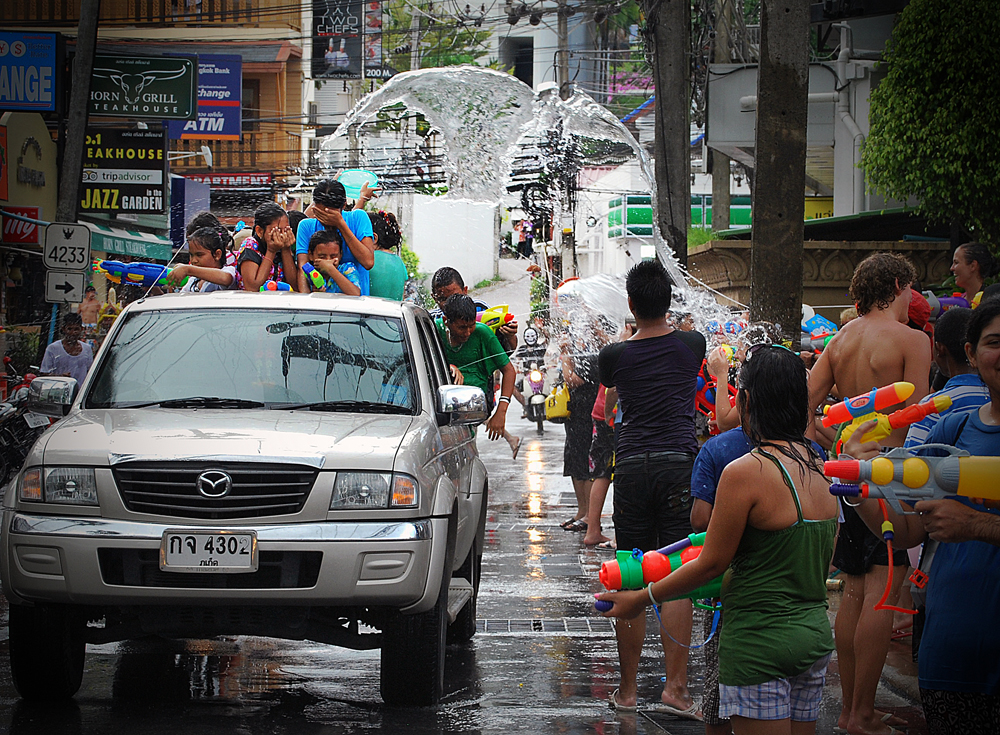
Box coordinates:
[718,453,764,493]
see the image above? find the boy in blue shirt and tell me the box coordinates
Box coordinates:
[296,179,374,294]
[306,230,361,295]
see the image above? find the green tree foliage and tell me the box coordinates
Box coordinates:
[862,0,1000,243]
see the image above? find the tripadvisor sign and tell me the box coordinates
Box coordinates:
[89,55,197,120]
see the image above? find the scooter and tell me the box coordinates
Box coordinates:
[0,356,50,487]
[524,362,547,434]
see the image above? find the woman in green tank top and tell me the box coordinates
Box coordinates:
[599,345,839,734]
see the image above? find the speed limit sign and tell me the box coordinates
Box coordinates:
[43,223,92,271]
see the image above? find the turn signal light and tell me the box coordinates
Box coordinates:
[391,475,418,507]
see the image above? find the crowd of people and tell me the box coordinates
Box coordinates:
[589,251,998,735]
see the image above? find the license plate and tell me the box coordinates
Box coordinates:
[23,413,50,429]
[160,530,258,573]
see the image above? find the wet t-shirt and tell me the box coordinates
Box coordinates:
[598,330,706,460]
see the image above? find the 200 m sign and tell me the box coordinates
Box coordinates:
[160,530,258,573]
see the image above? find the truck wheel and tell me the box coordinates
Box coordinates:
[380,572,449,706]
[9,604,85,700]
[447,546,481,644]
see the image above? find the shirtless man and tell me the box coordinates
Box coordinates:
[808,252,931,735]
[78,286,100,327]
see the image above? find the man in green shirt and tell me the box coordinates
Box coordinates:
[436,294,516,441]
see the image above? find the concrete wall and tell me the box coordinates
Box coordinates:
[408,195,498,285]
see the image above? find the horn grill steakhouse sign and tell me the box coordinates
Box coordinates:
[89,54,197,120]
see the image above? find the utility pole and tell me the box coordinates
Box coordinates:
[410,5,421,71]
[710,0,731,232]
[556,0,570,100]
[749,0,809,338]
[643,0,690,267]
[56,0,101,223]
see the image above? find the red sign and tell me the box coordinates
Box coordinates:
[185,173,272,188]
[1,205,40,244]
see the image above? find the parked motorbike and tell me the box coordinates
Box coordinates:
[0,357,49,487]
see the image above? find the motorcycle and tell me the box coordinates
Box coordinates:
[517,326,548,434]
[0,357,50,487]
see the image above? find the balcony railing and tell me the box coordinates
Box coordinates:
[170,132,302,174]
[1,0,300,29]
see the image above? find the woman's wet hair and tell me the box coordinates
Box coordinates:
[312,179,347,210]
[443,294,477,323]
[957,242,1000,280]
[966,298,1000,353]
[188,226,227,267]
[738,345,823,476]
[185,211,233,251]
[369,210,402,251]
[252,202,287,242]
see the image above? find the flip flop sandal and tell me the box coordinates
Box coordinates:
[608,688,636,712]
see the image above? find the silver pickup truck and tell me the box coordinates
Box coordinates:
[1,292,489,706]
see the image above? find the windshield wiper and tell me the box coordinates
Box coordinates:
[124,397,266,409]
[273,400,412,414]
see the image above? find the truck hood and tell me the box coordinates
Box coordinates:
[40,408,414,470]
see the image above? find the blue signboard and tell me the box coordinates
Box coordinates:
[0,32,58,112]
[167,54,242,141]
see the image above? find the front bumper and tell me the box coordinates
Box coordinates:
[1,511,444,610]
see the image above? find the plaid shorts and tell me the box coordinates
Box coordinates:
[718,653,831,722]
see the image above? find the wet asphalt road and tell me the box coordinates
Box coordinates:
[0,410,924,735]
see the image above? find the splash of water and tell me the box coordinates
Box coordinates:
[321,66,535,203]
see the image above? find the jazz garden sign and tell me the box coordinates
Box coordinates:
[89,54,197,120]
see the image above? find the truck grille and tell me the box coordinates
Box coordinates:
[98,549,322,589]
[112,462,317,520]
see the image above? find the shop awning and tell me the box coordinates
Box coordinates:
[84,222,173,261]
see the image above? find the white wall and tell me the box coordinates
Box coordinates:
[408,195,498,285]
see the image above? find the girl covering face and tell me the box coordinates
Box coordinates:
[165,228,238,292]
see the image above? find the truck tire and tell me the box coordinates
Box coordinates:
[447,545,481,644]
[9,604,85,700]
[380,570,449,706]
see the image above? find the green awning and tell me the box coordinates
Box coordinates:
[84,222,172,261]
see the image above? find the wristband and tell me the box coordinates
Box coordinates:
[647,581,660,606]
[498,395,511,404]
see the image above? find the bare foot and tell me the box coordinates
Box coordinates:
[583,533,610,546]
[846,716,896,735]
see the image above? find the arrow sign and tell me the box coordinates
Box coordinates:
[45,271,85,304]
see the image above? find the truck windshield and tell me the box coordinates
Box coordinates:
[86,309,416,413]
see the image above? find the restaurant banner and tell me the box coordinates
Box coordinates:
[80,128,167,215]
[313,0,363,80]
[90,54,197,120]
[167,54,242,140]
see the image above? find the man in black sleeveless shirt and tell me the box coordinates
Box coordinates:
[598,260,706,716]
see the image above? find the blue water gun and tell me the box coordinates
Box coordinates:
[94,260,189,288]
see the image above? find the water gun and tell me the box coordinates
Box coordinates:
[594,533,722,612]
[803,313,838,336]
[695,359,737,435]
[923,291,971,320]
[837,394,953,451]
[822,382,914,428]
[825,445,1000,515]
[301,262,326,291]
[801,332,835,354]
[477,304,514,332]
[94,259,189,288]
[260,281,292,292]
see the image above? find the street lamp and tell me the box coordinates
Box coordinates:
[167,145,213,168]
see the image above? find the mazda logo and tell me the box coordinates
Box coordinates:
[196,470,233,498]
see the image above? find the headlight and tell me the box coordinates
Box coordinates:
[529,370,543,382]
[330,472,419,509]
[20,467,99,505]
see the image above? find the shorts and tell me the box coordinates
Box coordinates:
[612,452,694,553]
[702,607,727,725]
[832,502,909,575]
[719,653,831,722]
[588,421,615,480]
[563,416,594,480]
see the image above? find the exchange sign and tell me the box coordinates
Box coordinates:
[167,54,242,141]
[0,32,58,112]
[80,128,167,215]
